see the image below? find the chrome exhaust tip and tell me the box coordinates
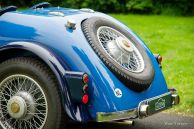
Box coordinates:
[172,94,180,105]
[120,120,134,126]
[106,120,134,126]
[169,88,180,105]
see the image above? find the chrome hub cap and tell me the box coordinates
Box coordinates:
[97,26,144,73]
[116,37,134,52]
[7,96,27,119]
[0,75,48,129]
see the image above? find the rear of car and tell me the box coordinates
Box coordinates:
[0,3,179,129]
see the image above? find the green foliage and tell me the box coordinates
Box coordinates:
[153,0,194,15]
[60,0,121,13]
[126,0,154,14]
[0,0,193,15]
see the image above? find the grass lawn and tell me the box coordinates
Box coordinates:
[111,14,194,116]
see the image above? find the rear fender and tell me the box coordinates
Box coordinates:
[0,41,91,122]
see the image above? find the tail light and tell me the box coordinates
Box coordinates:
[83,84,88,92]
[82,94,89,104]
[83,73,89,83]
[65,72,89,105]
[154,54,162,68]
[82,73,89,104]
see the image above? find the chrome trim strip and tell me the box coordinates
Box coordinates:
[96,90,179,122]
[96,109,138,122]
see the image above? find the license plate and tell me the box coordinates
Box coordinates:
[142,92,172,115]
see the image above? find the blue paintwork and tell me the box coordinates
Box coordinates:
[0,7,169,122]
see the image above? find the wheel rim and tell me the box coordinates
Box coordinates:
[97,26,145,73]
[0,74,48,129]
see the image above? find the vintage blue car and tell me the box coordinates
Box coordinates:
[0,2,179,129]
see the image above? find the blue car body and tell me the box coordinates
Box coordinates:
[0,7,173,123]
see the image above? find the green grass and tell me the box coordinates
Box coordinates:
[111,14,194,116]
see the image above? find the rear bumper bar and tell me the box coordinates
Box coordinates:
[96,89,180,122]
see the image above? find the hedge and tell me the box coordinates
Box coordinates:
[1,0,193,15]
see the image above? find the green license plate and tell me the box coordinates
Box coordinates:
[146,92,172,115]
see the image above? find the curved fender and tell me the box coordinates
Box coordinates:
[0,41,91,122]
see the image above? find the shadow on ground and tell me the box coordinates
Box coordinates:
[67,113,194,129]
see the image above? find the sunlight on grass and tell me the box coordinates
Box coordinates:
[111,14,194,116]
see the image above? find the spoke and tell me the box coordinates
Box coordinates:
[33,102,46,106]
[34,95,45,103]
[6,82,16,96]
[19,120,22,129]
[32,117,42,128]
[10,79,19,92]
[28,82,36,93]
[0,95,9,103]
[27,102,46,107]
[34,114,45,123]
[116,51,126,61]
[12,119,18,128]
[18,77,27,92]
[35,108,46,114]
[24,120,28,129]
[0,104,7,110]
[29,87,41,97]
[24,119,36,129]
[5,117,13,126]
[0,90,11,98]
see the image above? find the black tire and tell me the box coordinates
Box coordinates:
[0,57,67,129]
[82,17,155,92]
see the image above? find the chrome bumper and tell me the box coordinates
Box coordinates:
[96,89,180,122]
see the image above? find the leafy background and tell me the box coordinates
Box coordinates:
[1,0,194,16]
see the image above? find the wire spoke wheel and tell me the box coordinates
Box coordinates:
[97,26,144,73]
[82,17,155,91]
[0,74,48,129]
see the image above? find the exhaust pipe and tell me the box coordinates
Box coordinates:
[118,120,134,126]
[106,120,134,127]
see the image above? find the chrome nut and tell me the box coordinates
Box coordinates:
[65,19,76,29]
[139,104,149,117]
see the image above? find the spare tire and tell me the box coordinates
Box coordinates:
[82,17,154,92]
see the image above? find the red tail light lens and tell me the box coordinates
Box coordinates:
[83,74,89,83]
[83,84,88,92]
[82,94,89,104]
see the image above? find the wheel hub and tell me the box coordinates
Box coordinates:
[17,91,36,119]
[7,91,36,120]
[7,96,27,119]
[11,102,20,113]
[116,37,134,52]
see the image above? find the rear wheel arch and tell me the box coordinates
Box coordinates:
[0,42,71,116]
[0,48,63,88]
[0,48,44,64]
